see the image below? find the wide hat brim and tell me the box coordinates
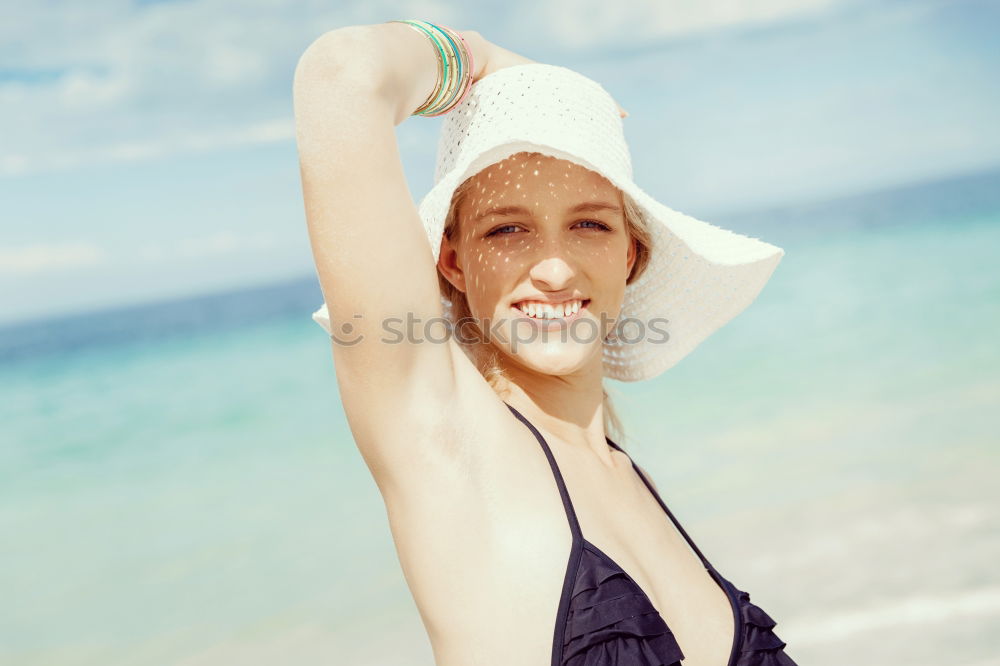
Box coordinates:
[313,64,785,382]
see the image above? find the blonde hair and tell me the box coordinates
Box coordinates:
[436,153,653,445]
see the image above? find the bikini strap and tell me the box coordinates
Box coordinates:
[606,437,716,571]
[504,402,582,541]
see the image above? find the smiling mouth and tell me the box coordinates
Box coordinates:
[511,298,591,321]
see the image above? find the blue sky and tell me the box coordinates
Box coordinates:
[1,0,998,325]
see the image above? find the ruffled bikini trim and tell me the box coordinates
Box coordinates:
[562,543,685,666]
[733,588,798,666]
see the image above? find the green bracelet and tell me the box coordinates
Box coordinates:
[387,19,456,116]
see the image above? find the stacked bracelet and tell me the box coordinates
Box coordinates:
[386,19,475,117]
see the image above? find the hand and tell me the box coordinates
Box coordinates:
[460,30,629,119]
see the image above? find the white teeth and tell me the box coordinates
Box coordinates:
[515,299,585,319]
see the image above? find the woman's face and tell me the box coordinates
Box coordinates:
[438,152,637,377]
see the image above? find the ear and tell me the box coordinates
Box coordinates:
[436,234,467,293]
[626,235,638,278]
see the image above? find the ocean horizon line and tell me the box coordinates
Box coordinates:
[3,159,998,340]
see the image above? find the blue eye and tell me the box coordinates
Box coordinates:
[484,224,521,238]
[485,220,611,238]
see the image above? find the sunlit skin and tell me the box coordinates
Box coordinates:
[437,152,637,449]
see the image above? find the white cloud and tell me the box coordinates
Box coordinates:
[176,231,278,259]
[541,0,849,47]
[133,231,282,265]
[0,0,855,178]
[0,117,294,176]
[0,242,107,274]
[0,0,355,176]
[0,232,280,278]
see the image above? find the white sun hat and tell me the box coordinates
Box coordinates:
[312,62,784,382]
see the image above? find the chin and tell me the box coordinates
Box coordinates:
[508,343,599,377]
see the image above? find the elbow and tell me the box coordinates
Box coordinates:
[293,29,347,93]
[293,25,380,95]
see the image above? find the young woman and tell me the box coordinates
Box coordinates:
[293,19,796,666]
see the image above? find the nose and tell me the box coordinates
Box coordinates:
[528,254,577,291]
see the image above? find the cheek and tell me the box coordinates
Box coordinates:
[463,249,512,307]
[591,240,632,299]
[592,239,630,271]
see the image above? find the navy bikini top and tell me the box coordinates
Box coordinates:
[505,402,798,666]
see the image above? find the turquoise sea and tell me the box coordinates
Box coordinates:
[3,166,999,665]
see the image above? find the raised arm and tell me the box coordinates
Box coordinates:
[292,24,484,481]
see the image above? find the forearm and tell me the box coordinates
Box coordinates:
[294,23,475,128]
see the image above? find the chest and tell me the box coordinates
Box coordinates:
[488,448,738,666]
[541,446,739,666]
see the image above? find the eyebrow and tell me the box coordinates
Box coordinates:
[473,201,622,223]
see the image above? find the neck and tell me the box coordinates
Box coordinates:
[490,346,614,460]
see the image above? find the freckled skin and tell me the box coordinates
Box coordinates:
[436,151,637,380]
